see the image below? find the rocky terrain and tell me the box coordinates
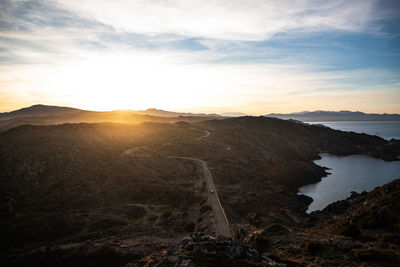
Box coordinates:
[0,123,215,266]
[134,179,400,266]
[189,117,399,230]
[0,116,399,266]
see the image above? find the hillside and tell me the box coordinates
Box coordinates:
[0,104,83,120]
[136,179,400,266]
[0,116,399,266]
[266,110,400,122]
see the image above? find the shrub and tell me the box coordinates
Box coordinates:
[336,224,360,239]
[200,204,210,213]
[184,222,195,232]
[306,242,322,254]
[263,224,289,235]
[352,249,399,262]
[162,211,171,218]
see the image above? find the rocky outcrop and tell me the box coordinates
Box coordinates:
[133,178,400,267]
[311,179,400,245]
[237,180,400,266]
[130,232,284,267]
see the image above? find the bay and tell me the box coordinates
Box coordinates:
[299,153,400,213]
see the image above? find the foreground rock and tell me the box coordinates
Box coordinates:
[130,232,283,267]
[3,180,400,266]
[132,180,400,266]
[239,179,400,266]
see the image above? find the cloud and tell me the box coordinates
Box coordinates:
[1,44,398,113]
[1,0,398,67]
[0,0,399,113]
[55,0,377,41]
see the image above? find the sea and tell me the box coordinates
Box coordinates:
[299,121,400,213]
[307,121,400,140]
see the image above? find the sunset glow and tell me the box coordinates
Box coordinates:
[1,0,399,113]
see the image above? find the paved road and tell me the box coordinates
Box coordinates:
[127,128,232,238]
[175,156,232,238]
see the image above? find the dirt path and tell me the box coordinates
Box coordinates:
[195,130,210,141]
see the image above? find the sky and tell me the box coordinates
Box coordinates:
[0,0,399,114]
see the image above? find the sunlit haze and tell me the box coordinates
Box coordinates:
[1,0,399,114]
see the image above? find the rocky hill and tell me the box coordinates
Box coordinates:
[0,116,399,266]
[0,123,216,266]
[0,105,220,132]
[0,104,83,120]
[133,179,400,266]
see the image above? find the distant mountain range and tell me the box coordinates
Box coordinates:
[219,112,247,117]
[134,108,221,118]
[266,110,400,122]
[0,104,220,121]
[0,104,83,121]
[0,104,221,132]
[2,105,399,133]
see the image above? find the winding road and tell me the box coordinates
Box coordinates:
[125,128,232,238]
[175,128,232,238]
[175,156,232,238]
[195,129,210,141]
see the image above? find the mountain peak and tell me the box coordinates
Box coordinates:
[0,104,82,121]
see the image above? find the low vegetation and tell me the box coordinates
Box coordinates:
[0,116,399,266]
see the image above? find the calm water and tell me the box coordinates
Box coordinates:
[299,153,400,213]
[307,121,400,140]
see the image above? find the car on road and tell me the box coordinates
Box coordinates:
[210,189,215,194]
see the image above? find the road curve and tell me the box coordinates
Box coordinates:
[175,156,232,238]
[195,130,210,141]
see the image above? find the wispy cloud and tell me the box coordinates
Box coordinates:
[55,0,378,41]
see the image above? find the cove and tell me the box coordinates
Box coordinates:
[299,153,400,213]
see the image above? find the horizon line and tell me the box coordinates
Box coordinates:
[1,103,400,116]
